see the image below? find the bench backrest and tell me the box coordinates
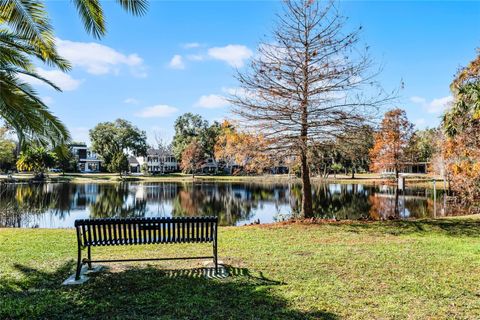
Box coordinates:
[75,216,218,247]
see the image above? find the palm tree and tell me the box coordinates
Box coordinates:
[442,52,480,137]
[0,0,147,146]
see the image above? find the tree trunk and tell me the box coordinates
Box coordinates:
[395,167,399,180]
[394,186,400,217]
[300,150,313,218]
[351,168,355,179]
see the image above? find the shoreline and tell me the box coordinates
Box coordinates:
[0,172,445,188]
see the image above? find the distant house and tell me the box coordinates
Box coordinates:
[134,148,179,174]
[70,143,102,173]
[128,156,141,173]
[201,157,218,173]
[380,162,429,175]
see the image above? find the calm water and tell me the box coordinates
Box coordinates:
[0,181,454,228]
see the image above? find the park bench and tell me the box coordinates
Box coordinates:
[74,216,218,280]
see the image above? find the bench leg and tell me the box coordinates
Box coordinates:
[213,241,218,274]
[87,246,93,270]
[75,246,82,281]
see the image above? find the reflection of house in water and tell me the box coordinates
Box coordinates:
[132,183,179,203]
[71,184,99,210]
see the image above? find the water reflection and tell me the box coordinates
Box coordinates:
[0,182,456,228]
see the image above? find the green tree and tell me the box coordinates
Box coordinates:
[107,151,129,177]
[331,163,343,179]
[90,119,147,172]
[336,126,375,178]
[407,128,438,163]
[201,121,221,158]
[172,113,208,161]
[55,147,78,173]
[0,127,16,171]
[16,145,56,178]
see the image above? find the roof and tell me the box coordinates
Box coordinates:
[145,148,174,157]
[128,156,139,165]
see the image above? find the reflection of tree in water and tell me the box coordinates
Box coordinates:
[290,184,372,219]
[0,183,74,227]
[369,186,435,220]
[171,183,253,225]
[88,183,146,218]
[171,183,292,226]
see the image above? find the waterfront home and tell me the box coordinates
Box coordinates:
[70,143,102,173]
[134,148,179,174]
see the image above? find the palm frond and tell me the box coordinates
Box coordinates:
[0,72,70,146]
[72,0,105,39]
[116,0,148,16]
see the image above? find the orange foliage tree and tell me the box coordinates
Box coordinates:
[369,108,414,179]
[214,121,273,174]
[441,51,480,209]
[180,139,205,178]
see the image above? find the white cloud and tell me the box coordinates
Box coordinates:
[19,67,83,91]
[124,98,139,105]
[195,94,229,109]
[168,55,185,70]
[429,96,454,113]
[207,45,253,67]
[410,95,453,114]
[183,42,201,49]
[56,38,146,77]
[135,105,178,118]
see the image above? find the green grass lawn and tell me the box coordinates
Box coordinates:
[1,219,480,319]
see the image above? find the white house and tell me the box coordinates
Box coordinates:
[134,148,179,174]
[70,143,102,173]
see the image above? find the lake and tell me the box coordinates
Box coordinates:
[0,181,455,228]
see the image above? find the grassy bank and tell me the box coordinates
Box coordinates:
[1,218,480,319]
[0,172,442,188]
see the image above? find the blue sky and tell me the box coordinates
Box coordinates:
[29,1,480,145]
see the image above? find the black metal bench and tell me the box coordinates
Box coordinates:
[74,216,218,280]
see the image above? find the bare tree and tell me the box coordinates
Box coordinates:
[154,132,172,174]
[231,0,391,217]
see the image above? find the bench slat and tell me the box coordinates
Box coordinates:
[132,221,137,245]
